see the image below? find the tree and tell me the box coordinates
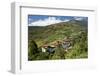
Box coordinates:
[28,40,38,60]
[64,31,88,59]
[52,44,65,59]
[36,52,49,60]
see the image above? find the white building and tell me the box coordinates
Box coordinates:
[41,47,46,52]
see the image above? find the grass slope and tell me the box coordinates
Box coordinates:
[28,20,88,60]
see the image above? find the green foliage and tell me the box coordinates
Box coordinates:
[52,44,65,59]
[36,52,49,60]
[28,20,88,60]
[64,31,88,59]
[28,40,38,60]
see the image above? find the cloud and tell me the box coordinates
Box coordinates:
[74,17,84,21]
[29,17,69,26]
[28,18,33,24]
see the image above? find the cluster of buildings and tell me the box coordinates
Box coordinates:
[41,37,72,53]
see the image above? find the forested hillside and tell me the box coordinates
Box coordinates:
[28,19,88,60]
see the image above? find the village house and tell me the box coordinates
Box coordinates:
[41,47,46,52]
[41,45,48,52]
[41,37,72,53]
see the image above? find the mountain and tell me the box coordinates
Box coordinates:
[69,19,88,27]
[28,20,87,47]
